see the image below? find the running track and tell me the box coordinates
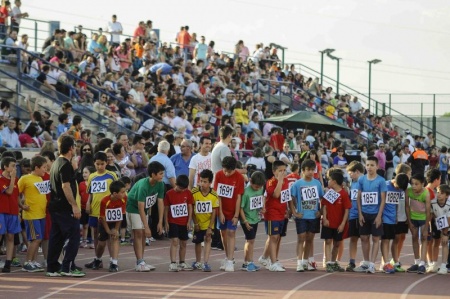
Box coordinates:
[0,225,448,299]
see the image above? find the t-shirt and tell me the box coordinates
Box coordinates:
[357,175,387,215]
[241,185,264,224]
[213,169,245,220]
[49,157,77,214]
[383,181,402,224]
[321,188,351,229]
[286,173,300,189]
[99,195,126,223]
[188,153,211,188]
[194,43,208,60]
[126,178,165,214]
[192,187,219,230]
[79,181,89,210]
[349,180,360,220]
[431,198,450,226]
[439,154,448,172]
[290,178,324,219]
[397,190,407,222]
[18,174,49,220]
[0,175,19,215]
[407,187,429,221]
[211,142,231,174]
[264,177,290,221]
[87,170,118,217]
[164,188,194,226]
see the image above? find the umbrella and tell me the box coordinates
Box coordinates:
[263,111,353,132]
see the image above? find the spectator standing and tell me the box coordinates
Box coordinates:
[170,139,193,177]
[107,14,122,47]
[211,126,233,174]
[10,0,28,33]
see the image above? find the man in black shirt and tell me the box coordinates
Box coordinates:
[47,135,86,277]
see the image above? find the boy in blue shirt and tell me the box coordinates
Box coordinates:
[290,159,324,272]
[355,156,387,274]
[380,173,409,273]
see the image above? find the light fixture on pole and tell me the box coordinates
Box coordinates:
[319,48,335,85]
[368,59,381,112]
[327,53,341,95]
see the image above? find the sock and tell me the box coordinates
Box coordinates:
[308,257,315,263]
[349,259,355,264]
[95,257,101,261]
[137,259,144,265]
[414,259,420,265]
[112,259,118,265]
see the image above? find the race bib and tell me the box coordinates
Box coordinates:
[361,192,378,205]
[350,189,358,201]
[217,183,234,198]
[34,181,50,195]
[280,189,291,203]
[91,180,107,194]
[209,116,217,124]
[250,195,263,210]
[301,199,317,210]
[105,208,123,222]
[323,189,340,204]
[386,191,400,205]
[145,195,157,209]
[171,203,188,218]
[195,201,212,214]
[314,167,318,174]
[435,215,449,230]
[301,186,319,201]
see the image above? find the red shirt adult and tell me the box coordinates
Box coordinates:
[0,6,8,25]
[133,26,145,39]
[0,175,19,215]
[214,106,222,127]
[164,188,194,225]
[321,188,351,229]
[264,177,289,221]
[214,170,245,221]
[79,181,89,210]
[99,195,126,222]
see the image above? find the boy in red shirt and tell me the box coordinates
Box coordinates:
[322,168,351,272]
[97,181,127,272]
[164,174,194,272]
[214,156,245,272]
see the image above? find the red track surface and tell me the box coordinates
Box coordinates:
[0,225,448,299]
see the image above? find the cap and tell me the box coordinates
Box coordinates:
[405,129,410,134]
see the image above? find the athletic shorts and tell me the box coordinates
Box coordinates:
[321,226,343,241]
[295,218,320,235]
[80,209,89,225]
[410,219,426,228]
[241,222,258,240]
[218,220,237,231]
[265,220,285,236]
[192,229,213,244]
[88,216,99,228]
[280,218,289,237]
[348,219,360,238]
[24,218,46,241]
[0,214,21,235]
[168,223,188,240]
[98,222,117,241]
[430,220,441,239]
[359,213,383,237]
[381,223,396,240]
[394,221,409,235]
[126,213,145,230]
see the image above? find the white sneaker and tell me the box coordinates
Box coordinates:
[224,260,234,272]
[220,258,227,271]
[437,264,447,275]
[431,262,440,273]
[367,263,376,274]
[296,262,304,272]
[258,256,269,267]
[269,262,286,272]
[179,262,193,271]
[169,263,179,272]
[145,263,156,271]
[135,262,151,272]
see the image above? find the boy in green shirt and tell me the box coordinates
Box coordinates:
[239,171,266,272]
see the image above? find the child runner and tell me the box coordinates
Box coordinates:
[405,173,430,274]
[0,157,20,273]
[126,161,165,272]
[119,176,131,245]
[345,161,364,272]
[214,156,245,272]
[164,175,194,272]
[290,159,324,272]
[240,171,265,272]
[98,180,127,272]
[380,173,409,274]
[191,169,219,272]
[18,156,48,272]
[355,156,387,274]
[432,184,450,275]
[85,152,118,270]
[79,166,95,248]
[322,168,351,272]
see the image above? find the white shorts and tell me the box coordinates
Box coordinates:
[126,213,145,230]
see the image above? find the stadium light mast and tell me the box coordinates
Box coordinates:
[368,59,382,112]
[319,48,335,85]
[327,53,342,95]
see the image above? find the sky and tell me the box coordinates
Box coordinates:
[18,0,450,116]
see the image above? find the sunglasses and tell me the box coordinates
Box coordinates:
[83,149,91,152]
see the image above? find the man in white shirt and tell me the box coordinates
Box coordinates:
[349,97,363,114]
[107,14,123,47]
[184,77,204,103]
[11,0,28,33]
[251,102,264,120]
[188,136,212,189]
[2,118,21,148]
[170,111,193,132]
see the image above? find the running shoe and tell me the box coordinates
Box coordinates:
[258,256,270,267]
[308,261,317,271]
[22,262,39,273]
[179,262,193,271]
[224,260,234,272]
[394,264,406,272]
[85,259,103,270]
[346,262,356,272]
[109,263,119,272]
[120,240,129,246]
[332,262,345,272]
[269,262,285,272]
[383,263,395,274]
[32,261,45,272]
[202,263,211,272]
[11,258,21,267]
[220,259,226,271]
[46,271,62,277]
[326,263,334,273]
[60,269,86,277]
[354,262,369,273]
[367,264,376,274]
[79,240,87,248]
[145,238,150,246]
[192,261,203,270]
[145,263,156,271]
[407,264,419,273]
[1,266,10,273]
[417,265,426,274]
[437,265,447,275]
[246,262,260,272]
[296,262,305,272]
[169,263,179,272]
[241,263,248,271]
[135,261,151,272]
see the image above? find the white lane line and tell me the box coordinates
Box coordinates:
[282,273,333,299]
[162,273,226,299]
[400,274,436,299]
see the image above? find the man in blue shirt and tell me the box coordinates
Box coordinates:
[149,140,176,189]
[170,139,193,177]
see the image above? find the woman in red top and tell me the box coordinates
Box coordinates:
[19,123,42,148]
[307,149,324,187]
[0,1,11,39]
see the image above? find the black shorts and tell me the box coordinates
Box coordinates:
[98,222,117,241]
[295,218,320,234]
[359,213,383,237]
[241,223,258,240]
[121,216,127,229]
[281,218,289,237]
[348,219,360,237]
[430,220,441,239]
[381,223,396,240]
[321,226,343,241]
[192,229,210,244]
[394,221,409,235]
[168,223,188,241]
[80,209,89,225]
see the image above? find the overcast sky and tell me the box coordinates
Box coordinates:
[22,0,450,116]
